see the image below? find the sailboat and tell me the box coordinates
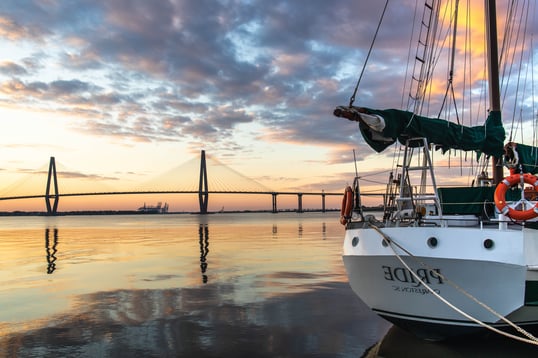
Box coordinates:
[334,0,538,343]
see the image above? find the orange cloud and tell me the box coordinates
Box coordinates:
[0,16,44,41]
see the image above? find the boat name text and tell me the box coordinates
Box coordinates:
[382,265,443,287]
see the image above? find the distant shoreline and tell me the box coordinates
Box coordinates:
[0,207,385,217]
[0,208,342,217]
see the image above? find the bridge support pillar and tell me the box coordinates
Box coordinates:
[272,193,278,213]
[199,150,209,214]
[45,156,59,215]
[322,191,326,213]
[297,193,303,213]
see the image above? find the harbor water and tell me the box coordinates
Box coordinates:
[0,212,536,357]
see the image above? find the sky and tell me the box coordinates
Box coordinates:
[0,0,536,212]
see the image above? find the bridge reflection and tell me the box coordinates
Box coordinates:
[40,221,325,282]
[199,224,209,284]
[45,228,58,274]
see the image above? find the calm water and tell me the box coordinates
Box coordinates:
[0,213,536,357]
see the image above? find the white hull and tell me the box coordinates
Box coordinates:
[343,224,538,340]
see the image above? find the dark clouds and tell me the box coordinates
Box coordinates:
[0,60,28,75]
[3,0,531,169]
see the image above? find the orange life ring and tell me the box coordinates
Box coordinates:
[494,173,538,221]
[340,186,353,225]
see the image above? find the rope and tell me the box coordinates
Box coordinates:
[348,0,390,107]
[368,224,538,345]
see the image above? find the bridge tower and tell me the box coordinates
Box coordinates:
[199,150,209,214]
[45,156,59,215]
[297,193,303,213]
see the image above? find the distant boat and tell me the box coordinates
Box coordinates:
[137,202,169,214]
[334,0,538,344]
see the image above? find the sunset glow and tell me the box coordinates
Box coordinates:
[0,1,536,213]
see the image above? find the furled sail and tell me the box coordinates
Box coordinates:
[334,106,505,157]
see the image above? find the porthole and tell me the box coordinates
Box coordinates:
[427,237,438,248]
[381,239,388,247]
[483,239,494,249]
[352,237,359,247]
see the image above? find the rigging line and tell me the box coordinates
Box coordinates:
[389,142,402,183]
[529,2,538,146]
[437,0,463,124]
[348,0,390,107]
[463,0,471,126]
[406,0,433,111]
[414,0,453,118]
[422,9,440,115]
[355,168,395,178]
[500,0,520,116]
[498,0,516,78]
[476,20,488,125]
[402,0,421,110]
[515,2,527,145]
[407,0,443,122]
[353,149,359,177]
[465,0,483,130]
[507,0,528,141]
[411,1,435,114]
[356,178,390,185]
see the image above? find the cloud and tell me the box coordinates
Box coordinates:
[0,79,47,96]
[0,15,47,41]
[58,171,119,181]
[0,0,534,171]
[0,61,28,76]
[49,79,95,94]
[0,78,104,106]
[13,167,118,181]
[0,0,401,159]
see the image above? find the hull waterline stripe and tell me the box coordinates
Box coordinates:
[372,308,538,327]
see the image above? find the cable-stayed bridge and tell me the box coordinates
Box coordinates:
[0,151,344,215]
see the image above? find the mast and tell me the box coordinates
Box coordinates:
[485,0,503,184]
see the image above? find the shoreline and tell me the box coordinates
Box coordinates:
[0,206,385,217]
[0,208,343,217]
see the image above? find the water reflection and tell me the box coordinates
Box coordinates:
[270,222,328,239]
[45,228,58,274]
[198,224,209,284]
[0,281,386,357]
[1,213,363,356]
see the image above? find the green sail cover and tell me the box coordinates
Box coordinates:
[358,108,505,157]
[437,186,521,215]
